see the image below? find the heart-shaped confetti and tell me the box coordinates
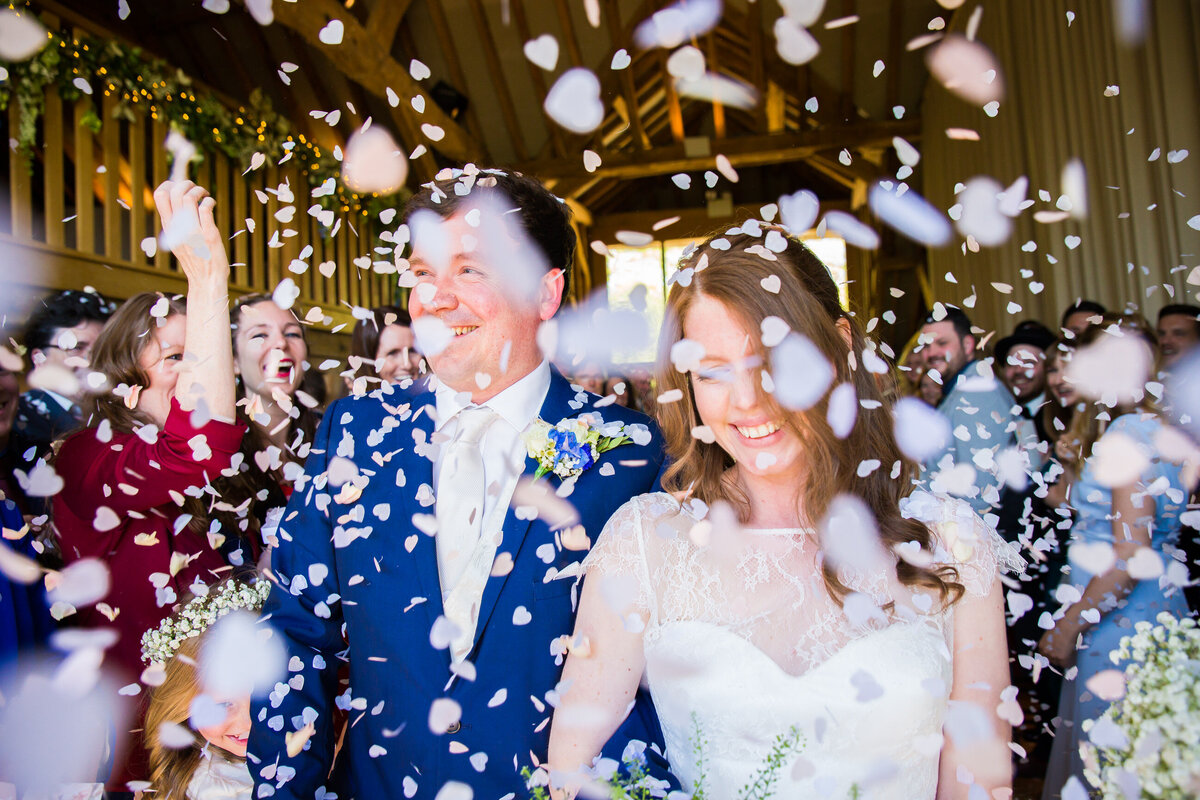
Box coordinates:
[410,59,431,81]
[318,19,344,45]
[611,48,631,70]
[245,0,273,25]
[523,34,559,71]
[544,68,604,134]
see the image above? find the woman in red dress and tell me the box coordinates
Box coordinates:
[53,181,245,791]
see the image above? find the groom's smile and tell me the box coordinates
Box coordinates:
[408,210,564,404]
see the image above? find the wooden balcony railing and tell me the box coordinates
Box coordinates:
[0,20,397,356]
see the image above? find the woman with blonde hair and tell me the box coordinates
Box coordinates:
[1038,313,1194,798]
[143,577,269,800]
[547,225,1016,798]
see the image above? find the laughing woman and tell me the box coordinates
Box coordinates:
[211,295,322,560]
[547,226,1016,799]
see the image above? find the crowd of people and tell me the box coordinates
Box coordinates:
[0,169,1196,800]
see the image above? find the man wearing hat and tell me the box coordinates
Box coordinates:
[995,320,1057,456]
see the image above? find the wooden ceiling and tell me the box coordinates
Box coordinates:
[46,0,946,219]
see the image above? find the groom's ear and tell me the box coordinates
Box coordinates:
[537,268,565,321]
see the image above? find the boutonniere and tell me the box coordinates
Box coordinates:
[523,414,650,480]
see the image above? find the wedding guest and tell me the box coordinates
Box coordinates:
[896,330,927,397]
[1007,340,1077,780]
[0,350,53,664]
[344,304,422,393]
[1155,303,1200,370]
[143,578,269,800]
[919,305,1021,515]
[1040,341,1078,452]
[1059,299,1106,339]
[604,373,640,411]
[548,226,1014,799]
[16,288,113,461]
[1038,313,1194,798]
[52,181,244,790]
[996,320,1057,463]
[212,295,321,559]
[570,361,607,395]
[917,369,943,407]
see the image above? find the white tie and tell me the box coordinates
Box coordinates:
[436,406,498,594]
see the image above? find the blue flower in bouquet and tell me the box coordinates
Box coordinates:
[523,414,641,480]
[548,426,596,473]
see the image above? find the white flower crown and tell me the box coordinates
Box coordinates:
[140,578,271,664]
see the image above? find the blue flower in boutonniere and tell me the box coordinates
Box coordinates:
[523,414,650,480]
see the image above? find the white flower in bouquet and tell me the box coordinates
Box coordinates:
[1083,612,1200,799]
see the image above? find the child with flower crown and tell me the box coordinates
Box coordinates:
[141,577,270,800]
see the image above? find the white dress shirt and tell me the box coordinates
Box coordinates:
[431,360,551,659]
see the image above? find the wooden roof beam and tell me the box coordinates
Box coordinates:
[269,0,483,163]
[660,50,685,142]
[410,3,488,159]
[466,0,529,162]
[553,0,585,68]
[705,33,727,139]
[512,0,567,159]
[839,0,857,122]
[603,0,651,150]
[519,118,919,182]
[366,0,415,54]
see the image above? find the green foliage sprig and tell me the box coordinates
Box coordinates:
[0,6,408,217]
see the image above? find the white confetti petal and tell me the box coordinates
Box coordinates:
[771,333,833,410]
[544,68,604,134]
[524,34,559,71]
[342,127,408,194]
[0,9,48,61]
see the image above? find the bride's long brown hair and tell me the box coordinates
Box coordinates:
[656,228,963,606]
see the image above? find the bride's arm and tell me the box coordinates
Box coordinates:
[547,571,648,798]
[938,575,1013,800]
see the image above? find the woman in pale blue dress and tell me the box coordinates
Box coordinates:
[1039,315,1193,799]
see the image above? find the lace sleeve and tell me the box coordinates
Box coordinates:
[583,495,655,616]
[902,491,1026,596]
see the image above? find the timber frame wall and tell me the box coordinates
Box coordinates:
[0,17,397,368]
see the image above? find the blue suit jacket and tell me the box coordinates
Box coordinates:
[250,369,669,800]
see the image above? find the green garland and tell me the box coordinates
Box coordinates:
[0,9,409,219]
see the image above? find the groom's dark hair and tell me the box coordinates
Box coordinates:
[403,168,575,299]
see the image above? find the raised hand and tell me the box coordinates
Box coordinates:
[152,179,237,421]
[152,179,231,286]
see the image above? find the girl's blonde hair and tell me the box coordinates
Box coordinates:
[145,636,206,800]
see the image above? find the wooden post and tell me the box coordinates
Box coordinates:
[101,93,122,260]
[129,110,147,264]
[9,104,34,240]
[151,116,170,272]
[43,91,65,247]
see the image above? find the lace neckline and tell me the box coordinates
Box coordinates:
[744,527,815,536]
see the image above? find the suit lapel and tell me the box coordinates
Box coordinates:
[395,389,446,635]
[469,370,581,654]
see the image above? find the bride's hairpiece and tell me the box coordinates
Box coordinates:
[140,578,271,664]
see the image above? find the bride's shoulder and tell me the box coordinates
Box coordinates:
[608,491,698,524]
[899,490,1024,594]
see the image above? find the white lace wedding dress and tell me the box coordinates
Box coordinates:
[585,491,1016,800]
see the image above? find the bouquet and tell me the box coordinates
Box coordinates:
[1083,612,1200,799]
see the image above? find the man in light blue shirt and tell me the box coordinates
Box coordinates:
[918,305,1022,519]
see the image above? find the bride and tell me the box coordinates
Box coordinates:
[546,226,1015,799]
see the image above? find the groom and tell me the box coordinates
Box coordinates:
[249,168,669,799]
